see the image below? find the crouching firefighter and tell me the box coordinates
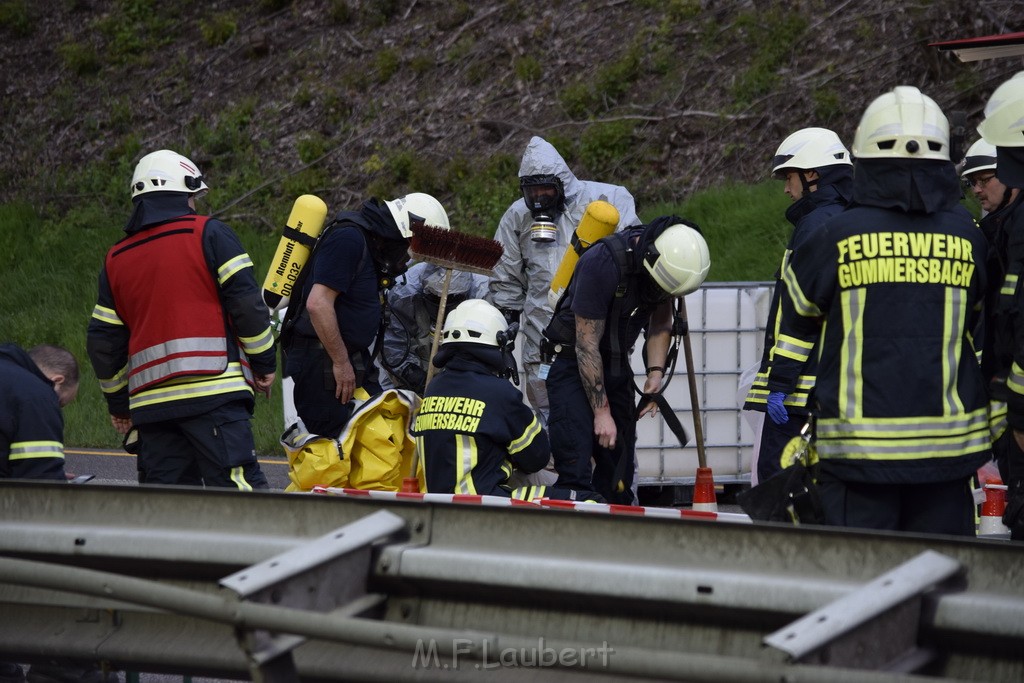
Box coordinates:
[542,217,711,504]
[279,193,449,439]
[412,299,577,500]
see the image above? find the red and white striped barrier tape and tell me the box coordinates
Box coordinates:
[312,486,536,507]
[310,487,752,523]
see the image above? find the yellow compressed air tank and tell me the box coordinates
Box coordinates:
[547,200,619,309]
[262,194,329,312]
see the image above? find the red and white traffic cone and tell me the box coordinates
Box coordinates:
[692,466,718,512]
[979,481,1009,536]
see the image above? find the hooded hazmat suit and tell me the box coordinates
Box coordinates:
[490,136,639,416]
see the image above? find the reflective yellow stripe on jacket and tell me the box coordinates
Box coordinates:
[455,434,478,495]
[128,362,253,410]
[508,415,542,454]
[746,371,815,408]
[817,408,990,461]
[10,440,64,461]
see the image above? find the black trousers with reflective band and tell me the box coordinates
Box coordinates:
[136,401,268,489]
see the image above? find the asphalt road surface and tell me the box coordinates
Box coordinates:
[64,447,292,490]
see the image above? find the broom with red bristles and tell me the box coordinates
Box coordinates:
[401,223,504,493]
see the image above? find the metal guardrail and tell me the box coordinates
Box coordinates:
[1,482,1023,682]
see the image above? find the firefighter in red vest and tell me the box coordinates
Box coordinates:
[87,149,276,488]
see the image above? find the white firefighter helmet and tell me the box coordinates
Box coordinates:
[643,224,711,297]
[384,192,450,239]
[960,139,998,179]
[441,299,508,347]
[977,71,1024,148]
[131,149,208,198]
[852,86,950,161]
[771,127,852,179]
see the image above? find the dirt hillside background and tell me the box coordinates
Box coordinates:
[2,0,1024,231]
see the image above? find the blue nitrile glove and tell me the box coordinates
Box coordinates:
[766,392,789,425]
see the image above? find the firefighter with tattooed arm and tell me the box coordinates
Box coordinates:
[543,218,710,504]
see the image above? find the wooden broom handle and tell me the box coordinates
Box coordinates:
[424,268,454,388]
[679,296,706,469]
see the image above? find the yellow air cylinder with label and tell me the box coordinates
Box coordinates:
[547,200,619,309]
[262,194,328,312]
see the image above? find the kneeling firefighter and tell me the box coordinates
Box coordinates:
[280,192,449,440]
[412,299,579,500]
[542,217,711,504]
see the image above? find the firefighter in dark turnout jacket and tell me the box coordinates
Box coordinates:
[977,71,1024,540]
[959,139,1021,495]
[744,127,853,483]
[771,87,990,535]
[543,218,710,504]
[282,193,449,439]
[0,343,79,481]
[87,150,276,489]
[413,299,558,499]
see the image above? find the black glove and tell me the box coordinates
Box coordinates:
[1004,479,1024,541]
[402,365,428,394]
[498,307,521,326]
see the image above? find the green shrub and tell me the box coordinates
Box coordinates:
[297,133,328,164]
[730,9,807,108]
[513,55,542,83]
[94,0,176,62]
[0,0,33,36]
[410,54,435,76]
[812,86,842,123]
[559,42,644,118]
[375,48,400,84]
[579,120,636,172]
[58,40,101,76]
[201,13,238,47]
[445,152,519,236]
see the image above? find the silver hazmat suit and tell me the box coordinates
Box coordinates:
[489,136,639,417]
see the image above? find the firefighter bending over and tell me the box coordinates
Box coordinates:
[413,299,574,501]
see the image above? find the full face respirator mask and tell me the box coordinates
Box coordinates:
[520,174,565,243]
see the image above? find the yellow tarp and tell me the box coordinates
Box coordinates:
[282,388,421,492]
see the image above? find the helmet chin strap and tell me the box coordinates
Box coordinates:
[798,171,818,196]
[495,322,520,386]
[995,185,1014,213]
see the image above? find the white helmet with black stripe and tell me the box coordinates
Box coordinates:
[131,149,208,198]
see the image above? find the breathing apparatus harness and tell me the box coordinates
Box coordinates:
[278,217,406,373]
[542,216,690,443]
